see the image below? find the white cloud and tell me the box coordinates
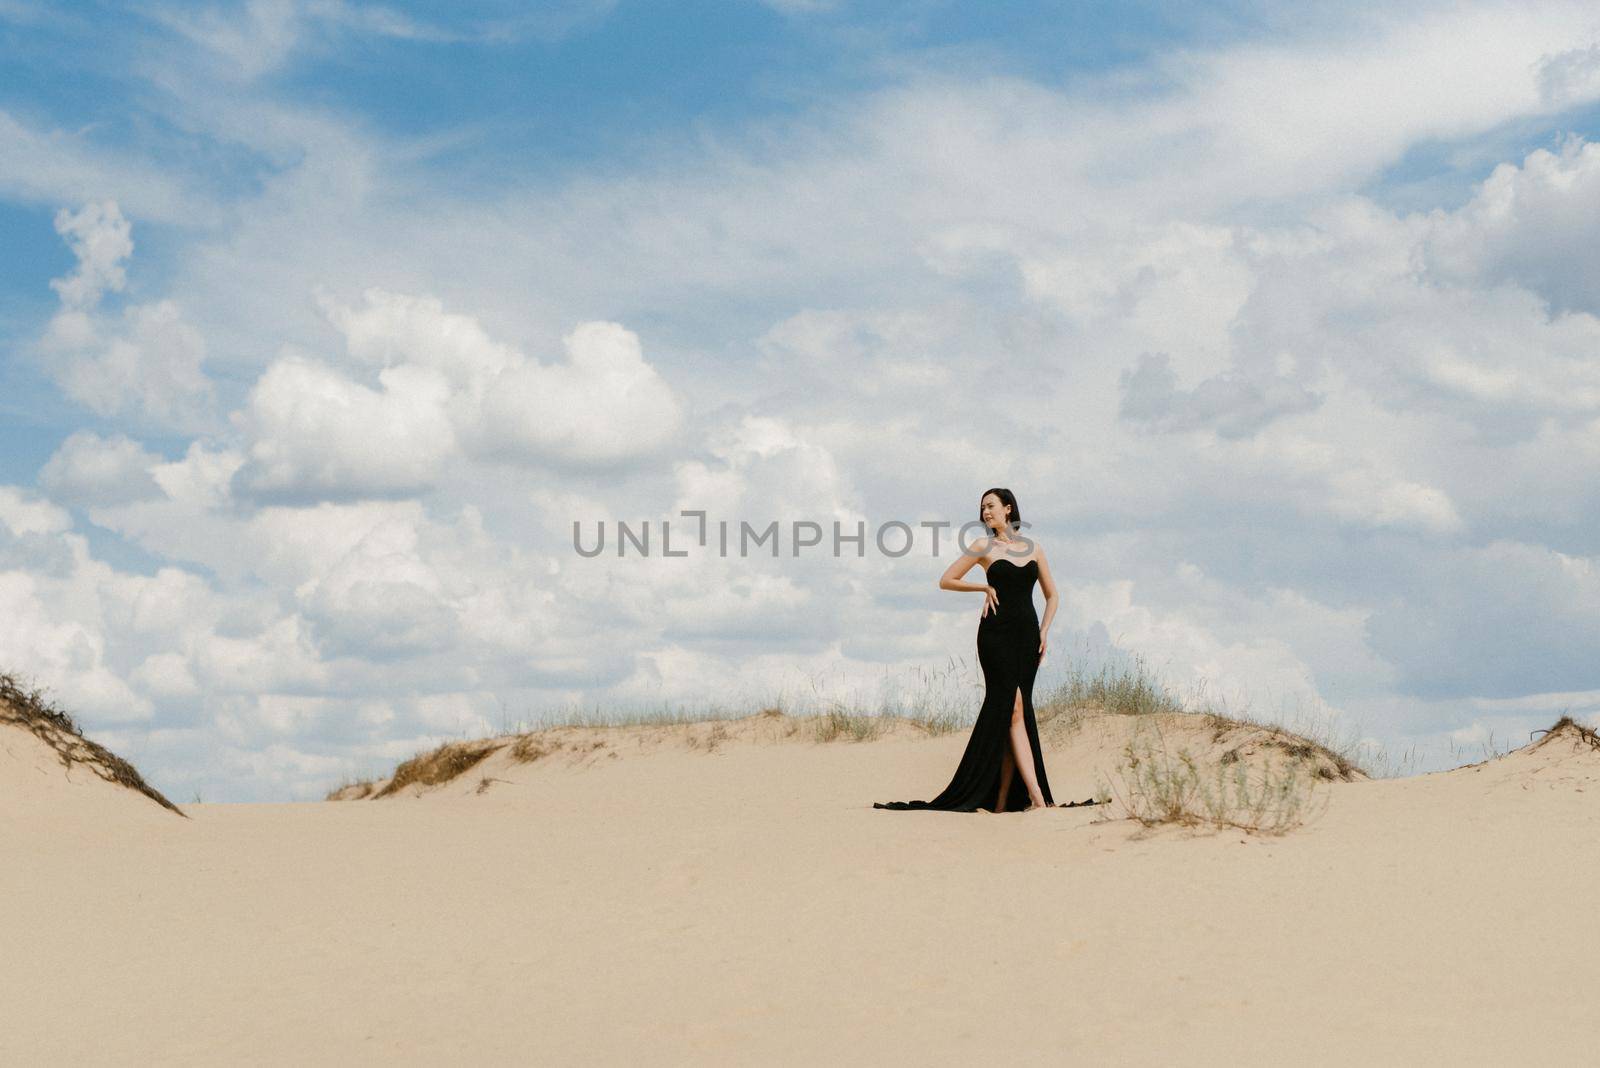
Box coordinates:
[48,200,131,310]
[0,485,72,537]
[50,300,214,426]
[1536,43,1600,108]
[231,292,685,499]
[245,500,430,590]
[149,0,304,82]
[0,112,204,223]
[38,202,216,429]
[142,0,476,82]
[233,354,457,500]
[672,414,866,526]
[141,0,618,83]
[296,511,459,658]
[0,492,155,722]
[39,432,164,505]
[131,651,201,700]
[471,320,685,467]
[1267,429,1466,535]
[1425,136,1600,318]
[320,287,516,385]
[1135,2,1600,206]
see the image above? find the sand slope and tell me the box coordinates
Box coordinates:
[4,710,1596,1065]
[331,708,1364,803]
[1,682,183,830]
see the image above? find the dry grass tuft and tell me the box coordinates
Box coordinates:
[686,724,730,751]
[0,671,185,817]
[1102,716,1332,835]
[808,706,966,740]
[812,708,890,742]
[1041,653,1187,726]
[373,739,505,798]
[1530,714,1600,753]
[509,734,559,763]
[325,778,377,801]
[1259,732,1361,782]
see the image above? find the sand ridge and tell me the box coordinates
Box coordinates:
[1,674,183,820]
[331,706,1365,804]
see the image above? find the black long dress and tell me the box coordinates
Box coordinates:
[875,556,1056,812]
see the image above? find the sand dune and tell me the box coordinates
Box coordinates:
[328,707,1363,803]
[1,676,182,827]
[4,704,1597,1065]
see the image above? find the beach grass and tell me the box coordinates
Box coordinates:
[1099,713,1333,835]
[0,670,185,816]
[327,650,1376,816]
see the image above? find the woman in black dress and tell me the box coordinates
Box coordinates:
[875,487,1060,813]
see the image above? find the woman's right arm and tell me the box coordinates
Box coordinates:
[939,536,998,615]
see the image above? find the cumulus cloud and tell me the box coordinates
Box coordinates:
[0,470,582,797]
[0,488,154,722]
[48,200,131,310]
[233,289,684,501]
[50,300,213,425]
[678,415,862,521]
[319,287,516,385]
[1424,136,1600,318]
[39,431,164,505]
[38,202,216,429]
[1536,43,1600,109]
[475,320,684,467]
[0,485,72,538]
[232,354,458,501]
[296,511,460,659]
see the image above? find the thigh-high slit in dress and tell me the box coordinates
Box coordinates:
[874,557,1055,812]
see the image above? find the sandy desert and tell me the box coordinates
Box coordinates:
[5,684,1598,1066]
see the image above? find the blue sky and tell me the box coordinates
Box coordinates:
[0,0,1283,491]
[5,0,1600,800]
[0,0,1560,477]
[0,0,1263,474]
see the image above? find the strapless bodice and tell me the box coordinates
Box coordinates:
[980,557,1039,629]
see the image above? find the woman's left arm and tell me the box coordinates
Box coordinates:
[1036,547,1061,661]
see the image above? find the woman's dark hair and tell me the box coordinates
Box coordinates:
[979,487,1021,536]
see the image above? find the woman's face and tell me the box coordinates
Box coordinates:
[981,493,1010,533]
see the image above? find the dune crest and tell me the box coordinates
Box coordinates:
[1442,714,1600,795]
[0,672,184,817]
[329,707,945,800]
[329,705,1363,803]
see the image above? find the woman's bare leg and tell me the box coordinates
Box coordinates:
[995,745,1015,812]
[1008,688,1047,809]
